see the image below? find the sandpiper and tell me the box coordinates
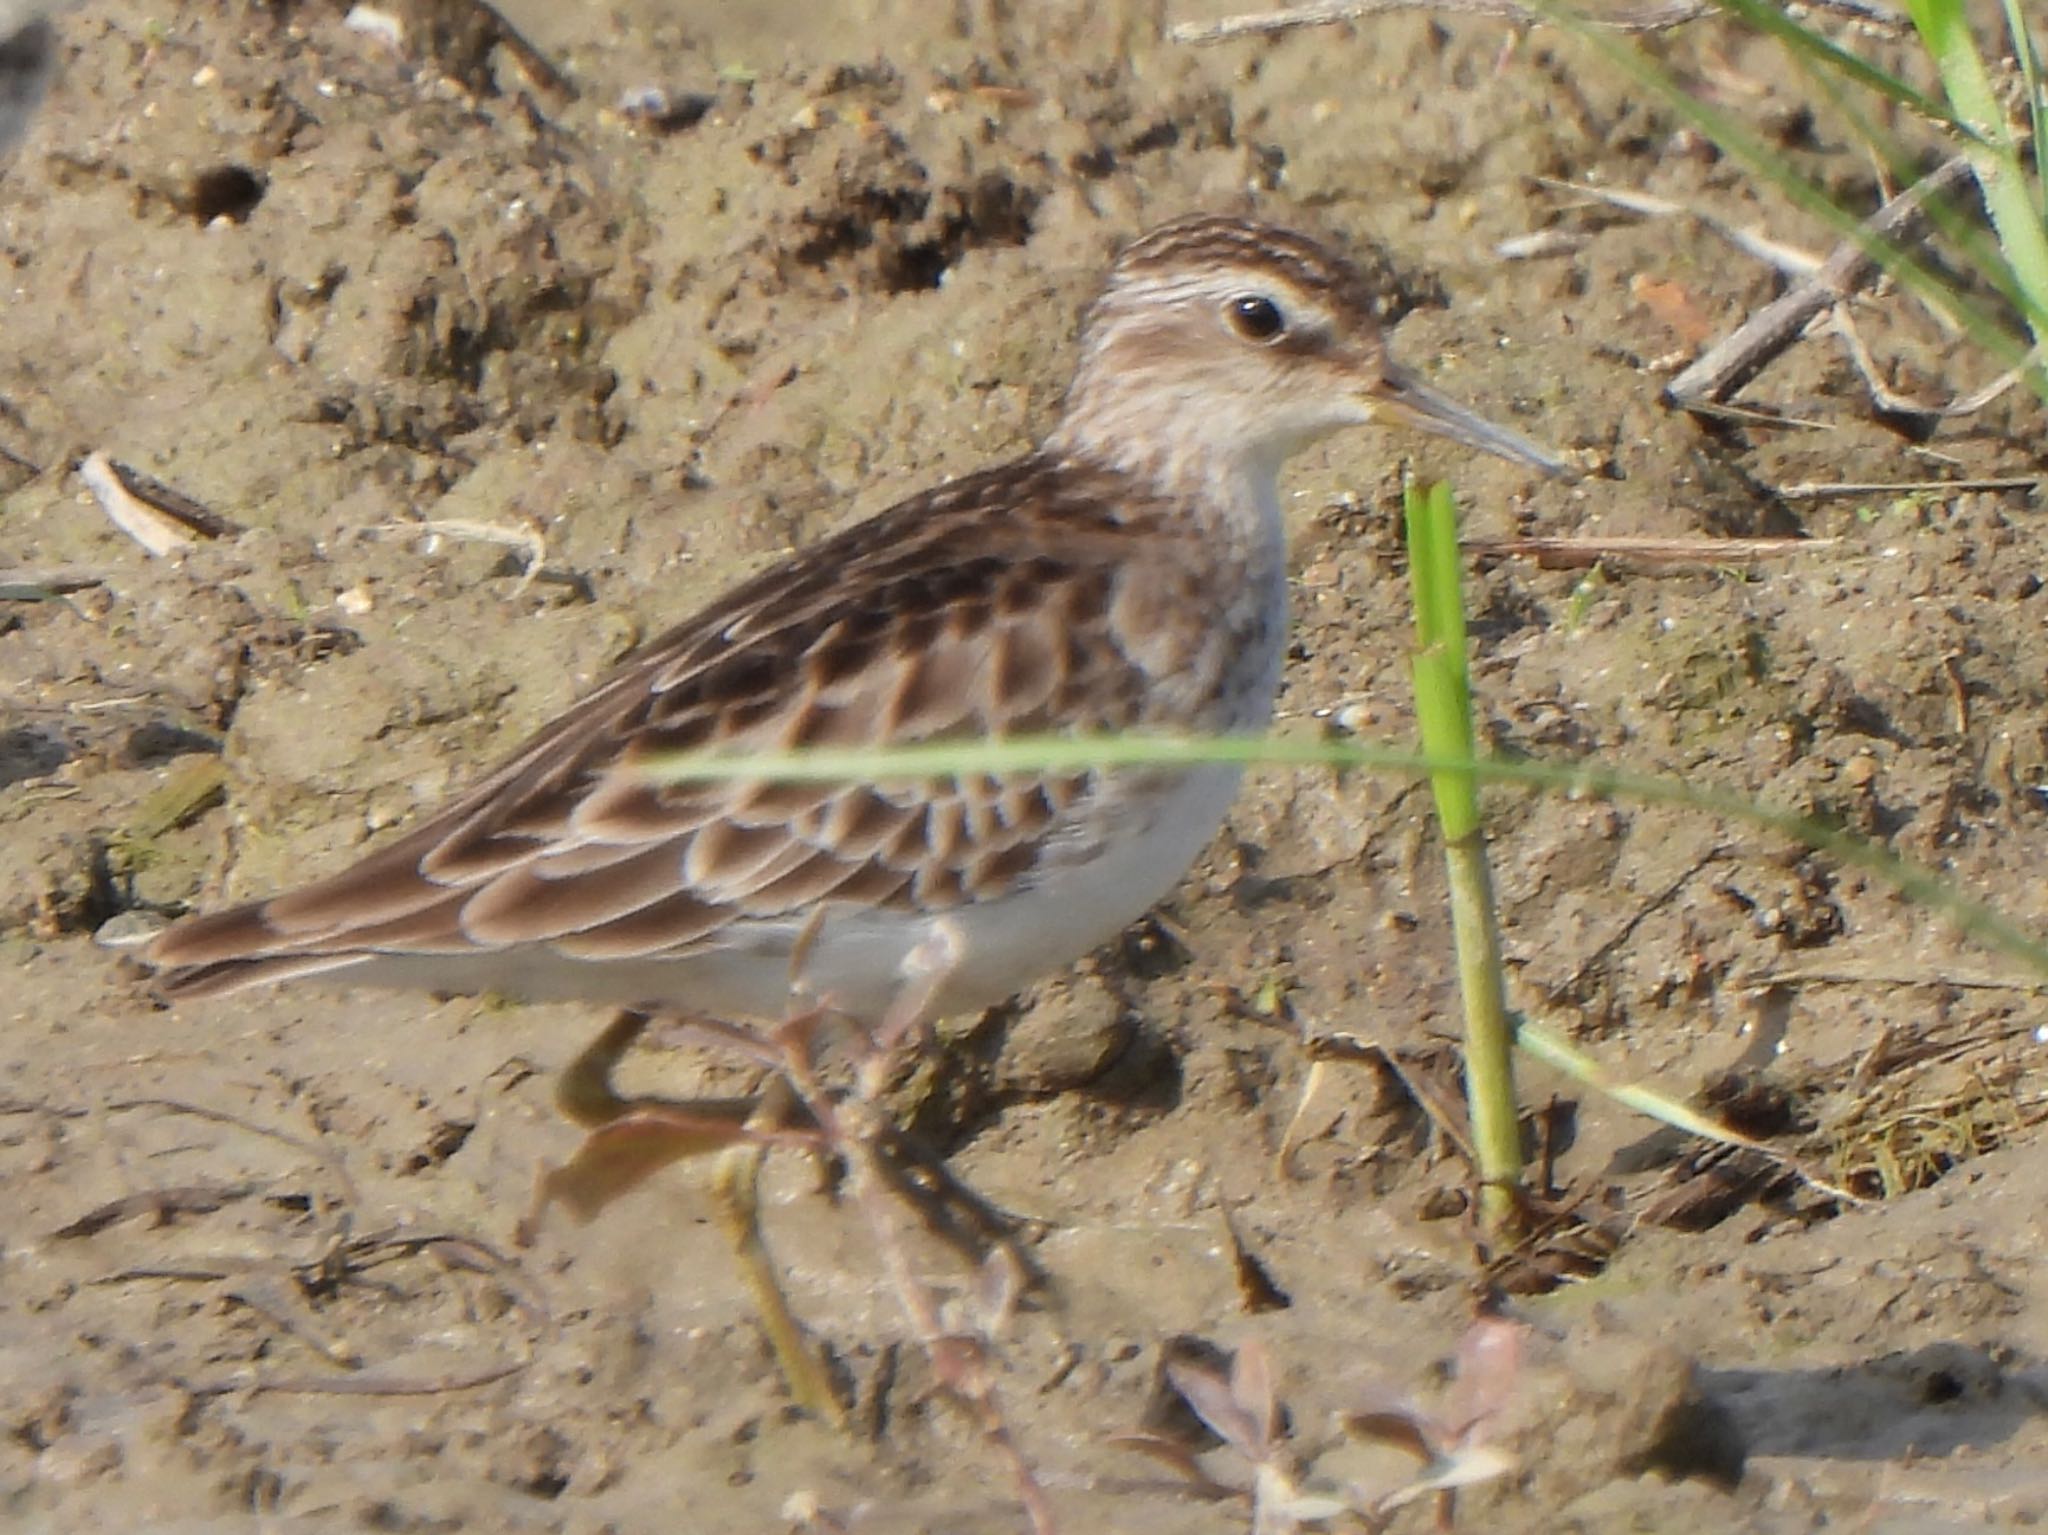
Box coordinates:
[145,214,1560,1023]
[138,213,1564,1439]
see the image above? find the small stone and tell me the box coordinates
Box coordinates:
[1615,1350,1747,1487]
[992,971,1132,1094]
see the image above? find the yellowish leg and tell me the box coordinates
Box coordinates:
[528,1009,845,1424]
[553,1010,654,1128]
[711,1076,845,1426]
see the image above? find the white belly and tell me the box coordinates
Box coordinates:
[839,759,1247,1018]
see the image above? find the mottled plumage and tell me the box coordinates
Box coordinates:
[143,213,1561,1028]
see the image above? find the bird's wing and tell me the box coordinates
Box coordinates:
[146,458,1198,996]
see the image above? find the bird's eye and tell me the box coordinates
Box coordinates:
[1227,294,1286,342]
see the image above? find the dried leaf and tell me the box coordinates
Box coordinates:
[1448,1314,1526,1440]
[1106,1430,1242,1500]
[1373,1444,1517,1512]
[78,452,233,555]
[1166,1356,1264,1457]
[52,1181,256,1239]
[255,1357,528,1396]
[1341,1393,1440,1464]
[1253,1464,1353,1525]
[1224,1213,1292,1313]
[1230,1336,1277,1455]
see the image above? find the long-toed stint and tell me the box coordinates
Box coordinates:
[138,214,1565,1447]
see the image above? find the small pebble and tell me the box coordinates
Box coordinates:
[343,5,404,48]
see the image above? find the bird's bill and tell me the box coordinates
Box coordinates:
[1371,363,1568,477]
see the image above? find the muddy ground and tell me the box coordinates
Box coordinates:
[4,2,2047,1531]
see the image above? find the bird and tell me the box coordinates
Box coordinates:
[136,212,1564,1424]
[143,213,1560,1023]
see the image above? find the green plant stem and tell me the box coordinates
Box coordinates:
[1442,831,1523,1226]
[1404,482,1522,1230]
[1907,0,2048,356]
[639,724,2048,1195]
[2002,0,2046,195]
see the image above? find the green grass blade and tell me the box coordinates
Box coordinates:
[2002,0,2046,210]
[638,733,2048,983]
[1706,0,2036,328]
[1710,0,1961,133]
[640,726,2048,1202]
[1513,1018,1864,1206]
[1405,482,1521,1225]
[1906,0,2048,351]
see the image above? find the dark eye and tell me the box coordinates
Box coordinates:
[1227,294,1286,341]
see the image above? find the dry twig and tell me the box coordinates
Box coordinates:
[1468,534,1834,570]
[1171,0,1905,45]
[1171,0,1708,46]
[372,516,587,597]
[1663,155,1974,407]
[1537,177,1822,278]
[78,453,234,557]
[0,564,106,600]
[1772,475,2040,500]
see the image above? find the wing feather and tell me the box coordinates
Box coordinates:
[145,457,1210,1001]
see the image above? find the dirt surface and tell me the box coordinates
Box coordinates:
[4,3,2048,1531]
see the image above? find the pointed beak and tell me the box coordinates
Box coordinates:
[1369,363,1569,478]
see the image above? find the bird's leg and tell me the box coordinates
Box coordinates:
[523,1009,786,1227]
[521,1007,845,1422]
[774,927,1060,1535]
[855,918,961,1098]
[701,908,850,1421]
[708,1066,847,1426]
[551,1008,656,1128]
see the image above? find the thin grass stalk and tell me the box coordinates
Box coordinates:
[637,728,2048,1178]
[1404,482,1523,1230]
[641,736,2048,983]
[1905,0,2048,354]
[2000,0,2045,190]
[1708,0,1962,130]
